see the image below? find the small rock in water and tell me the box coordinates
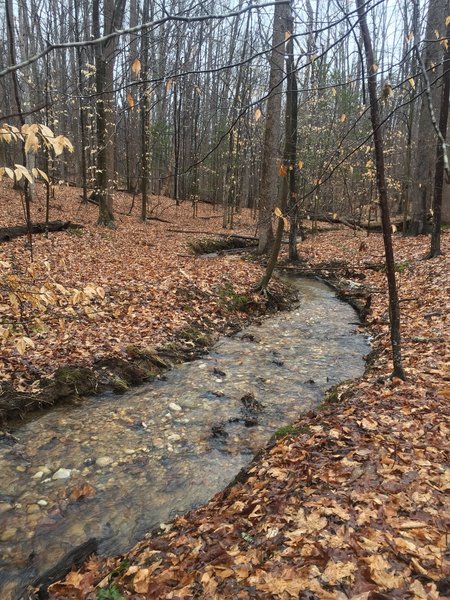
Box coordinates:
[38,466,51,476]
[169,402,182,412]
[0,528,17,542]
[213,367,226,377]
[96,456,113,467]
[272,358,284,367]
[240,393,264,412]
[52,468,72,480]
[32,471,44,480]
[37,499,48,507]
[211,424,228,438]
[0,502,12,514]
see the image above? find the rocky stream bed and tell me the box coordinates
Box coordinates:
[0,276,370,600]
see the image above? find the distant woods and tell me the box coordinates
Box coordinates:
[0,0,449,240]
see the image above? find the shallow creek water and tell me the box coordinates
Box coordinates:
[0,277,370,599]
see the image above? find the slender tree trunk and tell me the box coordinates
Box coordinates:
[74,1,88,203]
[409,0,447,235]
[357,0,405,379]
[257,0,286,254]
[94,0,126,227]
[5,0,34,259]
[286,23,299,261]
[141,0,150,222]
[257,3,292,290]
[427,21,450,258]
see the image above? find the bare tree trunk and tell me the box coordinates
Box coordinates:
[74,0,88,203]
[94,0,126,227]
[257,0,286,254]
[409,0,447,235]
[141,0,150,222]
[257,3,292,290]
[357,0,405,380]
[286,21,299,261]
[5,0,33,259]
[427,20,450,257]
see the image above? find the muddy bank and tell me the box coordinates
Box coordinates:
[0,286,293,428]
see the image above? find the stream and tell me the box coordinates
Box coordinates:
[0,277,370,599]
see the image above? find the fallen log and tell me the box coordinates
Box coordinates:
[0,221,83,243]
[309,213,410,232]
[146,216,173,224]
[31,538,98,599]
[167,229,290,244]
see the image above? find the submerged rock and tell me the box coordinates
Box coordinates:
[95,456,113,467]
[52,468,72,480]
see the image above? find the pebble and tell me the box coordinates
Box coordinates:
[0,502,11,514]
[26,504,40,514]
[169,403,182,412]
[32,471,43,480]
[52,468,72,480]
[0,528,17,542]
[124,449,135,455]
[16,466,26,472]
[37,499,48,507]
[167,433,181,442]
[96,456,113,467]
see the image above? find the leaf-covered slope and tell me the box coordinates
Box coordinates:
[46,228,449,599]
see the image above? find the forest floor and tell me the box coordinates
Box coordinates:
[1,183,449,598]
[0,183,293,423]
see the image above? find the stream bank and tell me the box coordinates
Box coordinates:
[0,278,293,428]
[0,276,369,600]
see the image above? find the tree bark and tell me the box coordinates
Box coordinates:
[141,0,151,222]
[94,0,126,227]
[257,0,286,254]
[257,3,292,290]
[427,21,450,258]
[409,0,448,235]
[357,0,405,380]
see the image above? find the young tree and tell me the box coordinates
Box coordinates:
[357,0,406,379]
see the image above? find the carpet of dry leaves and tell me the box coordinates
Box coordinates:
[0,183,275,394]
[1,183,449,599]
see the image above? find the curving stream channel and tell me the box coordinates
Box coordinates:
[0,277,370,599]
